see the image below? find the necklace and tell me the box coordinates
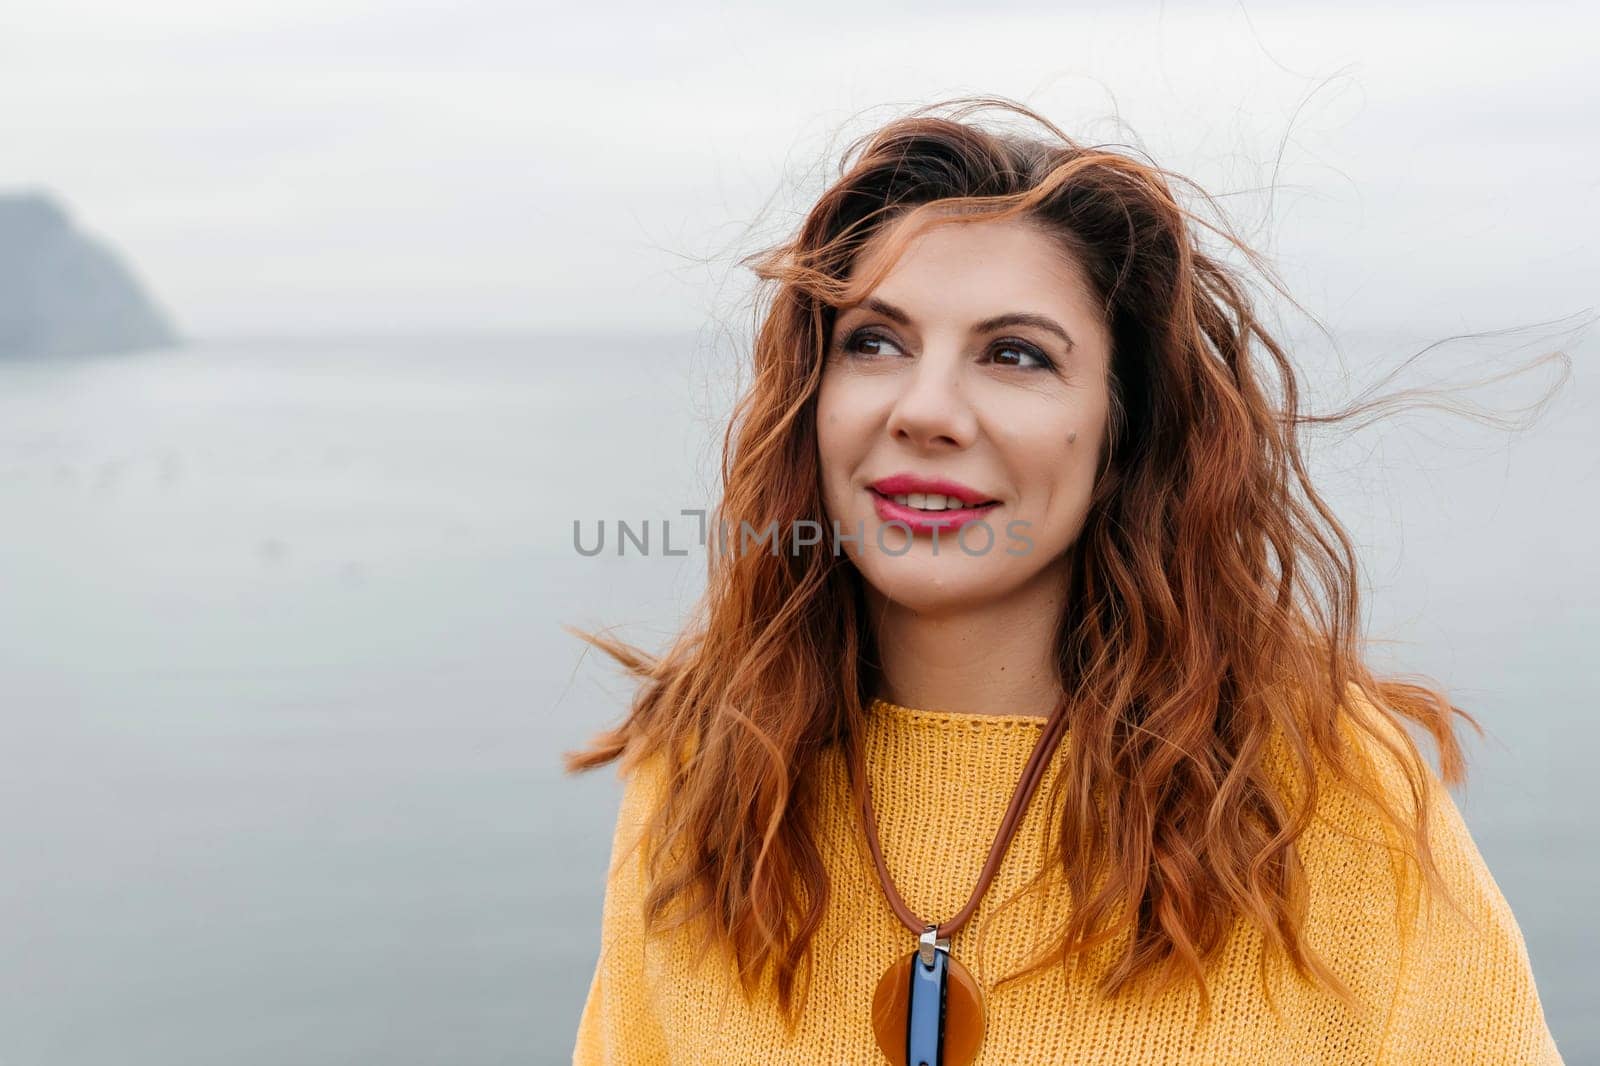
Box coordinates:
[851,698,1069,1066]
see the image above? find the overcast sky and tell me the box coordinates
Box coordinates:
[3,0,1594,337]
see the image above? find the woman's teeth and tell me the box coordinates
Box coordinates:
[892,493,975,512]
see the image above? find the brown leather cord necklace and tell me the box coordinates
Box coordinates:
[851,698,1070,1066]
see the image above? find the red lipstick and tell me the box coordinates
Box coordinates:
[866,473,1000,536]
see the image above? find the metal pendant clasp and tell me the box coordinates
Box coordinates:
[918,923,950,967]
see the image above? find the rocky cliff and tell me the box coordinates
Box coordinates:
[0,190,180,358]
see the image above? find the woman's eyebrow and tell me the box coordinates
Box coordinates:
[851,297,1075,352]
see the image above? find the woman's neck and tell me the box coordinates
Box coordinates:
[864,568,1067,718]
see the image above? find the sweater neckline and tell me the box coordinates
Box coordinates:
[868,696,1051,728]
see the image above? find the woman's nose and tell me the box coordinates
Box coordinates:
[884,347,978,451]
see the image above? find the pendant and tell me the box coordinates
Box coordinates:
[870,925,986,1066]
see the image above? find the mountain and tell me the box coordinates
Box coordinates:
[0,190,181,358]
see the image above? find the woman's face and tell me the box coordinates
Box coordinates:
[816,215,1113,615]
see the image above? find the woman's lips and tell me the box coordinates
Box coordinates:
[868,488,999,536]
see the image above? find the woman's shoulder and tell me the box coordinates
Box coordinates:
[1265,681,1454,838]
[1270,684,1561,1061]
[1280,683,1471,892]
[608,738,676,836]
[1252,681,1533,972]
[583,737,679,910]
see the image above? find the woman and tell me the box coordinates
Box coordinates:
[564,97,1563,1064]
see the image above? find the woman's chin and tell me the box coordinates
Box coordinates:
[857,560,1010,615]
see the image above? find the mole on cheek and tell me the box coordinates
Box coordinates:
[1067,430,1078,444]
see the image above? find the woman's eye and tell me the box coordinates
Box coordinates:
[838,328,904,358]
[990,339,1053,370]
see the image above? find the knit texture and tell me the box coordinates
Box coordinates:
[572,697,1562,1064]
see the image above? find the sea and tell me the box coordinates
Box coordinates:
[0,330,1593,1064]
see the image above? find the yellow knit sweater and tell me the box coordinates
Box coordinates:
[572,696,1562,1064]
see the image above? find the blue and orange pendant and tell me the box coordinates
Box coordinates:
[870,925,986,1066]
